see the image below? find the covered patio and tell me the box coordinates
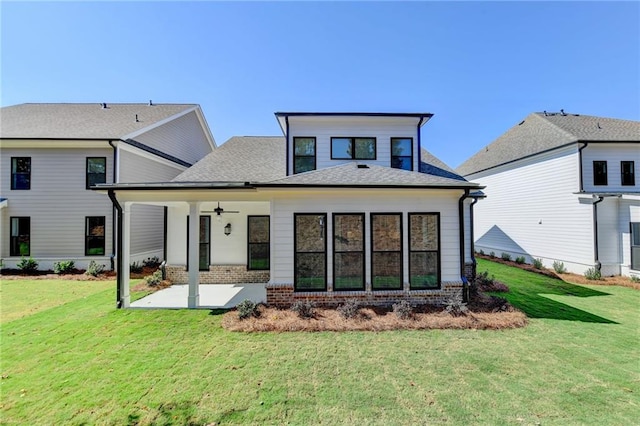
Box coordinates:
[130,283,266,309]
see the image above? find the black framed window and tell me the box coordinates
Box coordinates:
[294,213,327,291]
[85,216,105,256]
[331,137,376,160]
[293,137,316,174]
[371,213,402,290]
[11,157,31,190]
[621,161,635,186]
[186,216,211,271]
[632,223,640,271]
[409,213,440,289]
[86,157,107,189]
[248,216,270,270]
[10,217,30,256]
[391,138,413,171]
[593,161,608,186]
[333,213,365,291]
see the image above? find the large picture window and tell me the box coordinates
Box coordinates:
[593,161,608,186]
[409,213,440,289]
[333,213,365,291]
[248,216,270,270]
[10,217,30,256]
[371,213,402,290]
[632,223,640,271]
[293,137,316,174]
[11,157,31,190]
[85,216,105,256]
[621,161,635,186]
[86,157,107,189]
[391,138,413,171]
[294,213,327,291]
[331,137,376,160]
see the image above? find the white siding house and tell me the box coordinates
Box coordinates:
[0,103,215,270]
[457,111,640,277]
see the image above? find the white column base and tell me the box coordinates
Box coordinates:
[188,294,199,309]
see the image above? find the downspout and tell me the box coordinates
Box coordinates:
[459,189,470,302]
[108,189,124,308]
[470,197,479,278]
[593,195,604,271]
[578,142,588,192]
[285,116,290,176]
[108,140,118,271]
[416,116,425,171]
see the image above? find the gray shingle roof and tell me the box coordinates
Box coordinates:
[457,112,640,176]
[0,103,197,139]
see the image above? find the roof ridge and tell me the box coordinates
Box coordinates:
[531,113,578,141]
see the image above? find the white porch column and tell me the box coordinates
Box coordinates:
[121,202,131,308]
[188,202,201,308]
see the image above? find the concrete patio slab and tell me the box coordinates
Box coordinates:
[130,283,266,309]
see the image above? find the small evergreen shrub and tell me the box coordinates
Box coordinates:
[477,249,485,255]
[489,251,496,258]
[145,270,163,286]
[630,275,640,283]
[552,261,567,274]
[53,260,75,274]
[337,300,361,319]
[515,256,526,264]
[17,257,38,273]
[143,256,161,268]
[290,300,316,319]
[130,261,143,273]
[584,267,602,281]
[392,300,414,320]
[501,252,512,261]
[237,300,260,320]
[533,258,544,269]
[86,260,105,277]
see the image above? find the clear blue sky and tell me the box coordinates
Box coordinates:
[2,1,638,168]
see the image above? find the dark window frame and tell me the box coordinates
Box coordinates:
[186,215,211,271]
[593,161,608,186]
[11,157,31,190]
[391,137,413,171]
[86,157,107,189]
[293,137,317,174]
[85,216,106,256]
[621,161,635,186]
[330,137,377,160]
[247,215,270,270]
[370,213,403,291]
[332,213,366,291]
[408,213,441,290]
[10,216,30,256]
[631,222,640,271]
[294,213,327,292]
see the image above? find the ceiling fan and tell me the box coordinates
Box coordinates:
[202,202,240,216]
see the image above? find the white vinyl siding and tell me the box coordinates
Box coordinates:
[596,197,622,276]
[620,198,640,276]
[582,143,640,192]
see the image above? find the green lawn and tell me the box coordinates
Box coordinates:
[1,260,638,425]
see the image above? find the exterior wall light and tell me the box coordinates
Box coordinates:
[224,223,232,236]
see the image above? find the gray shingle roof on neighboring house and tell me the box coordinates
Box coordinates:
[456,112,640,176]
[0,103,198,139]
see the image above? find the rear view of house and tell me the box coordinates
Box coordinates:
[457,111,640,277]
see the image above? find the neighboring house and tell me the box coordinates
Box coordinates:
[457,111,640,277]
[0,103,216,270]
[99,112,483,308]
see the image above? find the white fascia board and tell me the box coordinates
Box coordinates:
[116,141,188,171]
[193,106,217,150]
[0,139,112,149]
[120,106,199,141]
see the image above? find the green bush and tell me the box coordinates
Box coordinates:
[533,258,544,269]
[392,300,414,320]
[290,300,316,319]
[489,251,496,258]
[584,267,602,281]
[86,260,105,277]
[501,252,512,261]
[53,260,75,274]
[477,249,485,256]
[130,261,143,273]
[237,300,260,320]
[515,256,526,264]
[143,256,161,268]
[337,300,361,319]
[631,275,640,283]
[553,261,567,274]
[145,270,163,286]
[17,257,38,273]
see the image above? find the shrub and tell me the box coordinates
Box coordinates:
[474,271,509,293]
[584,267,602,281]
[475,270,495,287]
[53,260,75,274]
[444,297,469,317]
[130,261,143,273]
[489,251,496,258]
[392,300,414,320]
[17,257,38,273]
[631,275,640,283]
[515,256,526,265]
[533,258,544,269]
[337,300,361,319]
[145,270,163,286]
[237,300,260,320]
[477,249,485,255]
[143,256,161,268]
[501,252,512,261]
[290,300,316,319]
[553,261,567,274]
[86,260,105,277]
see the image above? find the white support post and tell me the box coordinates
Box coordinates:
[121,202,131,308]
[188,202,200,308]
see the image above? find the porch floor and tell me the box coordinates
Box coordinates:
[130,283,266,309]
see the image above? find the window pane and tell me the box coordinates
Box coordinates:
[334,214,363,252]
[294,157,315,174]
[295,253,326,290]
[10,217,30,256]
[86,217,105,255]
[372,214,401,251]
[354,138,375,159]
[331,138,351,159]
[391,156,412,171]
[249,244,270,270]
[294,138,315,155]
[11,158,31,190]
[632,223,640,246]
[594,161,607,185]
[410,252,438,289]
[334,252,364,290]
[87,158,106,173]
[249,217,269,243]
[200,216,210,244]
[632,247,640,271]
[392,138,412,156]
[372,252,402,289]
[622,161,635,186]
[295,215,325,252]
[410,214,438,251]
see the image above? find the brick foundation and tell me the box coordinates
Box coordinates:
[464,261,477,281]
[165,264,269,284]
[266,282,464,308]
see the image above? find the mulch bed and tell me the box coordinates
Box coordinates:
[0,266,156,281]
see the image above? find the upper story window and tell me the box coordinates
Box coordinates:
[86,157,107,189]
[11,157,31,190]
[293,137,316,174]
[593,161,607,186]
[331,137,376,160]
[391,138,413,171]
[621,161,635,186]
